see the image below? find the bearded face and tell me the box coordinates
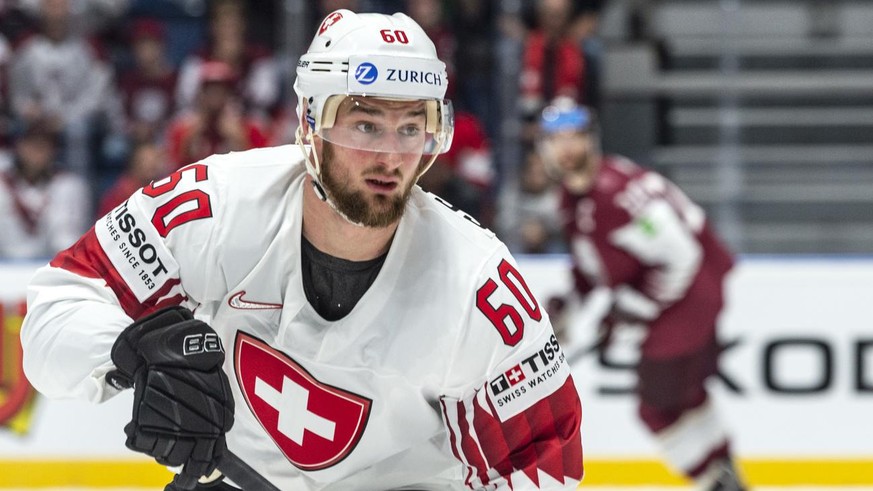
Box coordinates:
[319,142,425,228]
[542,130,601,195]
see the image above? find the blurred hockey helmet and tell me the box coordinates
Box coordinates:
[294,10,454,160]
[540,98,597,136]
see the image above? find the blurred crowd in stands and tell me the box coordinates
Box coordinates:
[0,0,606,260]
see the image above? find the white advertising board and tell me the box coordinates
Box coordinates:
[0,261,136,458]
[516,256,873,459]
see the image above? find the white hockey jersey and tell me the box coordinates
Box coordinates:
[21,145,583,490]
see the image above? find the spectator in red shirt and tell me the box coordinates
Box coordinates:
[440,111,494,191]
[417,111,495,226]
[519,0,586,124]
[97,141,167,217]
[175,0,279,121]
[117,18,178,145]
[166,60,268,169]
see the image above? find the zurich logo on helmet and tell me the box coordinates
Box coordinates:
[355,63,379,85]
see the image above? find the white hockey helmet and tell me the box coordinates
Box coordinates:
[294,10,454,160]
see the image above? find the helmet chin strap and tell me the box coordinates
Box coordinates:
[295,126,367,228]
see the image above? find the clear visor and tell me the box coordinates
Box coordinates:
[316,96,454,156]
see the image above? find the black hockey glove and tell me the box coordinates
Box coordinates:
[106,306,234,490]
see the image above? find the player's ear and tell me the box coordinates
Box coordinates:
[300,101,314,142]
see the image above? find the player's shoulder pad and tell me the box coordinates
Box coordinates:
[586,156,643,223]
[197,144,306,207]
[202,144,305,180]
[413,189,500,256]
[593,156,640,196]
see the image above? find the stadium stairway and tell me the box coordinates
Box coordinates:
[597,0,873,253]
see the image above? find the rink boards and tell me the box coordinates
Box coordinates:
[0,257,871,487]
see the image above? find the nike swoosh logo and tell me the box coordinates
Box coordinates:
[228,291,282,310]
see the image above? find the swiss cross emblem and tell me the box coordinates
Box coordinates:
[234,332,371,470]
[319,11,343,35]
[505,364,526,386]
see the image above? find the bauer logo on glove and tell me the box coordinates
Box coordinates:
[183,333,224,356]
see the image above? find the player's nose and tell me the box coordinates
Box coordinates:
[375,148,407,170]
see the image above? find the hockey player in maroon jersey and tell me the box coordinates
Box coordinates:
[20,10,583,490]
[540,100,746,491]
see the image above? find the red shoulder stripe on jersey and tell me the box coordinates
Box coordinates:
[50,228,183,319]
[455,399,492,487]
[440,400,476,488]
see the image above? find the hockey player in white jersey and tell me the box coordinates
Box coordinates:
[21,10,583,490]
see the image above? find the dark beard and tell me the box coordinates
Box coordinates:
[319,143,419,228]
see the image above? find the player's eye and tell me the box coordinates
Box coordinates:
[398,124,422,137]
[354,121,381,135]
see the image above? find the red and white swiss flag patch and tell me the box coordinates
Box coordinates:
[318,11,343,35]
[234,332,371,470]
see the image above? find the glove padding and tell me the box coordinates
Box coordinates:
[107,306,234,489]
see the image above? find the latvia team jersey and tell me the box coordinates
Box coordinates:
[559,156,734,357]
[22,145,583,490]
